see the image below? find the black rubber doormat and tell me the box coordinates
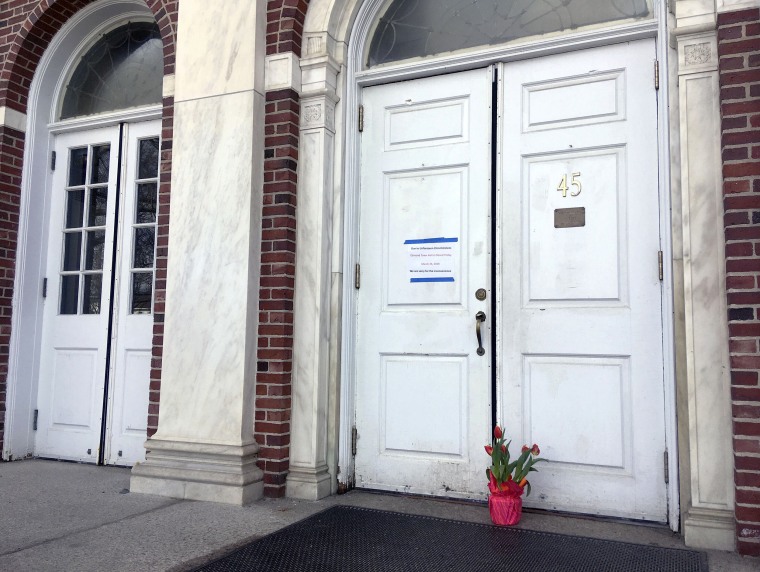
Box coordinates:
[194,505,707,572]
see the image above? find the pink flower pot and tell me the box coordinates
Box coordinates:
[488,491,523,526]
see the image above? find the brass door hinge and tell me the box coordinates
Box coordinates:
[355,263,360,290]
[351,426,358,456]
[658,251,664,281]
[358,105,364,132]
[654,60,660,91]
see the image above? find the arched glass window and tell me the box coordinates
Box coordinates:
[60,21,162,120]
[367,0,652,67]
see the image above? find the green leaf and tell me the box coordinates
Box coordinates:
[524,481,531,497]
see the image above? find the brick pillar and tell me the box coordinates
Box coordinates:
[717,6,760,558]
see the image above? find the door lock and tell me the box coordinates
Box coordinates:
[475,288,487,301]
[475,311,486,356]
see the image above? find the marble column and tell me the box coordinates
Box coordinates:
[130,0,267,504]
[286,44,341,500]
[674,0,736,551]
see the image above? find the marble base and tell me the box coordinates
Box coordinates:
[286,466,332,500]
[130,439,264,505]
[683,507,736,551]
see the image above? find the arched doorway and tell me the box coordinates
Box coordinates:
[5,3,165,467]
[289,0,678,527]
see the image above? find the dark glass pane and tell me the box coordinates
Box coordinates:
[138,138,160,179]
[133,227,155,269]
[65,190,85,228]
[368,0,652,67]
[60,22,163,120]
[60,275,79,314]
[85,230,106,271]
[82,274,102,314]
[131,272,153,313]
[68,147,88,186]
[90,145,110,184]
[62,232,82,271]
[136,183,157,223]
[88,187,108,227]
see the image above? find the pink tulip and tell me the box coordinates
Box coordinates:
[531,444,540,455]
[521,445,529,453]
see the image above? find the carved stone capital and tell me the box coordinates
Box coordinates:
[676,30,718,74]
[301,95,337,132]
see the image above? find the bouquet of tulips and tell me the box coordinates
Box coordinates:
[485,425,543,497]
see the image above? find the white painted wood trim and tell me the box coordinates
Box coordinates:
[656,0,681,533]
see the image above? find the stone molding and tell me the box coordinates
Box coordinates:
[131,439,264,505]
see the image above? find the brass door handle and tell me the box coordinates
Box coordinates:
[475,311,486,356]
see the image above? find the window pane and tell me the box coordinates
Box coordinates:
[133,227,155,269]
[88,187,108,227]
[62,232,82,271]
[65,190,85,228]
[131,272,153,313]
[90,145,110,184]
[68,147,88,186]
[82,274,102,315]
[60,275,79,314]
[138,138,160,179]
[60,22,163,120]
[85,230,106,270]
[367,0,652,67]
[136,183,157,223]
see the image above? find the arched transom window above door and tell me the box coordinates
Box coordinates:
[366,0,652,67]
[60,21,162,120]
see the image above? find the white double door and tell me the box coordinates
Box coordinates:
[355,40,668,521]
[35,120,159,466]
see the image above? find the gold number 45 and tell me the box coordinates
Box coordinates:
[557,172,582,197]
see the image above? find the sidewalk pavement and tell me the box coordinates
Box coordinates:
[0,459,756,571]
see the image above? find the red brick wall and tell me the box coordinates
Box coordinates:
[255,87,299,497]
[718,6,760,558]
[266,0,308,57]
[255,0,310,498]
[0,0,177,458]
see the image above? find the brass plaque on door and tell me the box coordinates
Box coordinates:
[554,207,585,228]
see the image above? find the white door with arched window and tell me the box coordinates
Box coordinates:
[33,20,162,466]
[352,0,671,522]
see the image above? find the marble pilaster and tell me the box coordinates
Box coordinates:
[130,0,267,504]
[674,2,736,549]
[286,52,341,500]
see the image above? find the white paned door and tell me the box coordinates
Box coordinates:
[355,39,667,520]
[499,40,666,520]
[355,69,493,498]
[36,121,159,466]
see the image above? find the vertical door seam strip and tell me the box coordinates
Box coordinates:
[98,122,126,465]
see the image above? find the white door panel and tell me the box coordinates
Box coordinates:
[36,121,158,466]
[354,40,667,521]
[355,69,493,499]
[106,121,159,465]
[499,39,666,520]
[36,127,120,462]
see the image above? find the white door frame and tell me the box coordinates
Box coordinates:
[2,0,160,462]
[330,0,678,529]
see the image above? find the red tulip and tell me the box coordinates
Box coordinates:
[500,444,507,454]
[531,444,540,455]
[521,445,529,453]
[485,445,493,455]
[494,426,503,439]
